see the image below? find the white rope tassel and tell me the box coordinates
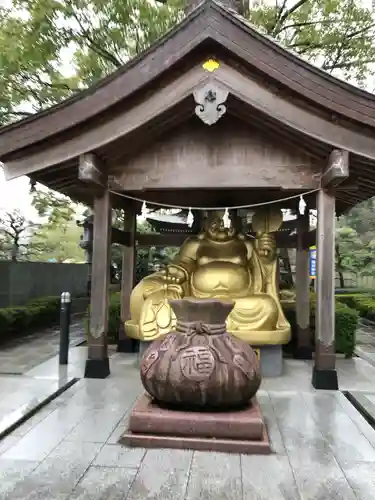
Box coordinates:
[299,195,307,215]
[138,201,148,222]
[187,208,194,228]
[223,208,231,229]
[108,188,319,211]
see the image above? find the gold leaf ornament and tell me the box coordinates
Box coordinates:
[202,59,220,72]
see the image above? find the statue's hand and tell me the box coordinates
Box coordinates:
[160,265,186,285]
[256,233,276,261]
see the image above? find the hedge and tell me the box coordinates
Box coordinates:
[336,294,375,322]
[283,298,359,357]
[0,296,61,339]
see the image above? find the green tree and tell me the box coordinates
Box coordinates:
[249,0,375,87]
[0,0,374,125]
[0,209,39,261]
[28,219,85,262]
[31,186,78,226]
[336,199,375,287]
[0,0,183,123]
[26,184,86,262]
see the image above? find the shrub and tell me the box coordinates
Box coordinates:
[283,298,359,357]
[0,296,61,341]
[334,303,358,357]
[337,294,375,321]
[108,293,121,342]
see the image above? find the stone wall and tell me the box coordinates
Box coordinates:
[0,261,89,308]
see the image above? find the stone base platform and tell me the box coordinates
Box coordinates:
[256,344,283,377]
[120,393,271,454]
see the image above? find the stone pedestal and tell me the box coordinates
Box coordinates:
[121,393,271,454]
[257,345,283,377]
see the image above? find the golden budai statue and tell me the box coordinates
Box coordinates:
[125,208,291,345]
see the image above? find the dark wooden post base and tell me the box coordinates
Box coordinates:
[117,323,132,352]
[312,367,338,390]
[117,338,134,353]
[119,340,137,353]
[117,325,140,353]
[294,343,313,360]
[84,358,110,379]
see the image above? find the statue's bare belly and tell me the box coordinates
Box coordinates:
[191,262,251,298]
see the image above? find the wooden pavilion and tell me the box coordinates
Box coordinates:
[1,0,375,389]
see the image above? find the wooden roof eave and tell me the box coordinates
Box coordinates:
[1,0,375,160]
[3,61,375,184]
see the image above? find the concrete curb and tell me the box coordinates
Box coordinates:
[344,391,375,430]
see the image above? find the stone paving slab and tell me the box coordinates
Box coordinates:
[355,318,375,366]
[0,319,86,375]
[0,376,78,441]
[1,350,375,498]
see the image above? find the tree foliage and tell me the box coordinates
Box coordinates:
[0,0,374,125]
[31,186,77,226]
[28,219,85,262]
[0,209,39,261]
[249,0,375,86]
[0,0,183,123]
[336,199,375,286]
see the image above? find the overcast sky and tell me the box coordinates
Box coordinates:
[0,169,38,218]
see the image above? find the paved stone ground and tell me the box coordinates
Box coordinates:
[1,347,375,499]
[356,319,375,350]
[355,318,375,367]
[0,318,86,375]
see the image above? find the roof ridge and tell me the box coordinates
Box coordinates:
[211,0,375,101]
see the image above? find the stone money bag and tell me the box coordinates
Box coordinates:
[140,298,261,409]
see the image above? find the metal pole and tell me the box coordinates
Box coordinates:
[59,292,71,365]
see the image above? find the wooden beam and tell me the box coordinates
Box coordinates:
[111,227,130,246]
[79,153,106,186]
[130,230,316,248]
[312,189,338,390]
[84,189,112,379]
[321,150,349,189]
[136,233,189,247]
[334,180,358,191]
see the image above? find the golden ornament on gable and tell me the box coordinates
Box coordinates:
[202,58,220,72]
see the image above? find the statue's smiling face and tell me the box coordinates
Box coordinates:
[206,213,236,241]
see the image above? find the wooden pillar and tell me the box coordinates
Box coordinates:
[295,208,312,359]
[312,150,348,389]
[117,209,137,353]
[84,189,112,379]
[312,189,338,389]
